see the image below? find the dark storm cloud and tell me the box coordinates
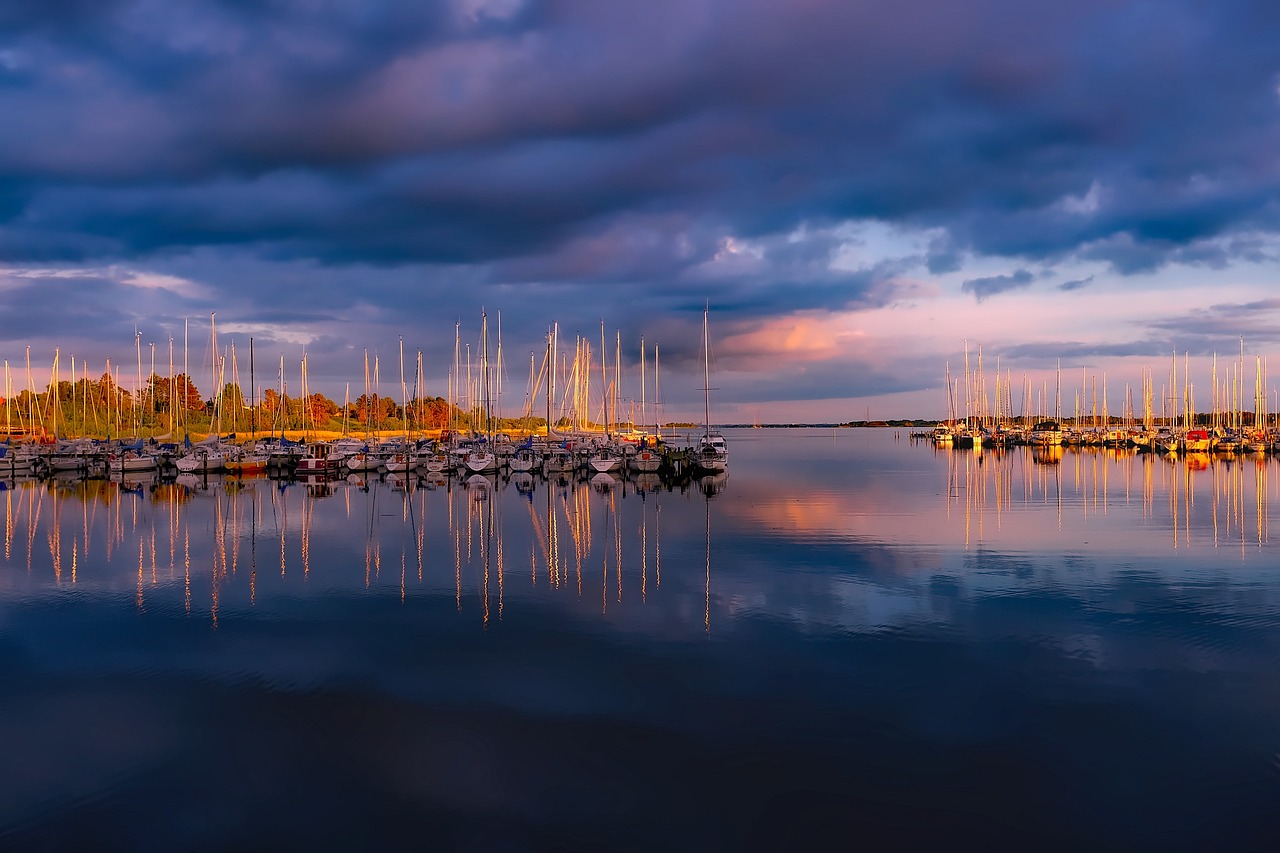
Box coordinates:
[0,0,1276,273]
[960,269,1035,301]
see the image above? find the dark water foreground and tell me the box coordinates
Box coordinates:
[2,430,1278,850]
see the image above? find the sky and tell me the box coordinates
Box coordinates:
[1,0,1279,423]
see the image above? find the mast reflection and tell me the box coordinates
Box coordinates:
[935,444,1273,550]
[0,466,737,632]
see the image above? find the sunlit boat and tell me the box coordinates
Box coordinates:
[543,447,576,473]
[342,447,384,472]
[1182,428,1211,453]
[295,442,340,473]
[109,448,158,473]
[508,445,540,473]
[174,446,226,473]
[588,447,624,473]
[1029,420,1065,447]
[692,432,728,473]
[225,446,269,474]
[631,444,662,473]
[461,445,498,474]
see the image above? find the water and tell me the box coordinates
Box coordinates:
[2,429,1279,850]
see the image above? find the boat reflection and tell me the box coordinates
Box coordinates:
[942,443,1271,550]
[2,468,720,631]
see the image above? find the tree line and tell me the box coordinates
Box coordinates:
[0,372,540,437]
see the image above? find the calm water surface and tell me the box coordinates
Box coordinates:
[2,429,1278,850]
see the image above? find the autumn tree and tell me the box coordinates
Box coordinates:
[148,373,202,413]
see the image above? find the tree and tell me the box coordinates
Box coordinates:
[302,393,338,426]
[220,383,245,411]
[148,372,202,413]
[406,396,455,429]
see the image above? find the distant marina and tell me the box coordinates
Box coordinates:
[918,342,1279,456]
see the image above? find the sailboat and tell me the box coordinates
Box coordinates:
[693,306,728,473]
[462,312,498,474]
[629,338,663,473]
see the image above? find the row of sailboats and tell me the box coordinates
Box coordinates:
[931,343,1279,455]
[3,307,731,477]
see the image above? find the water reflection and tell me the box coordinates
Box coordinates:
[938,443,1273,553]
[0,467,723,633]
[4,430,1280,848]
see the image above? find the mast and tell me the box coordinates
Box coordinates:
[373,354,380,440]
[363,349,371,438]
[453,322,461,436]
[399,336,408,443]
[416,350,425,434]
[168,337,175,436]
[51,348,59,439]
[278,355,285,438]
[250,337,256,438]
[1055,359,1061,423]
[209,313,217,437]
[640,336,646,437]
[601,320,608,435]
[526,350,535,434]
[481,311,492,440]
[495,312,504,429]
[654,344,662,438]
[703,305,712,436]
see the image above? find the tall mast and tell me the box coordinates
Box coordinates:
[51,348,59,439]
[209,313,217,435]
[703,306,712,435]
[600,320,608,434]
[496,312,503,428]
[453,322,461,436]
[135,330,143,437]
[168,337,174,435]
[1055,359,1062,422]
[481,311,492,440]
[399,335,407,440]
[526,349,535,433]
[249,337,256,438]
[640,336,647,436]
[654,345,662,437]
[278,355,285,438]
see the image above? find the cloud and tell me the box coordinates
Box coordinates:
[960,269,1035,301]
[0,0,1279,415]
[1146,298,1280,348]
[0,0,1276,273]
[1057,275,1095,291]
[999,340,1172,361]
